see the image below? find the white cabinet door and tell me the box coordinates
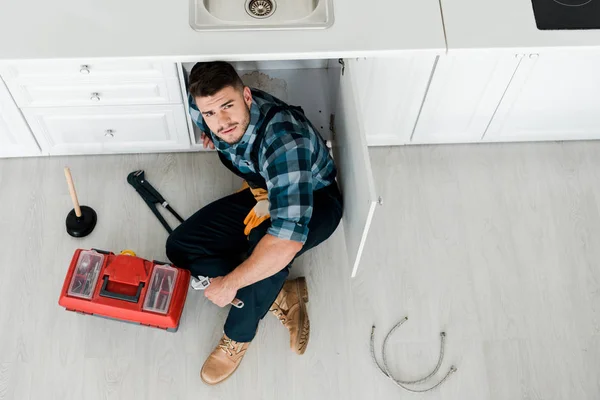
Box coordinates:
[351,55,437,146]
[484,51,600,142]
[23,105,190,155]
[0,78,40,157]
[333,59,378,277]
[411,53,521,144]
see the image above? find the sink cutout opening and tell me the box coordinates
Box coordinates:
[182,59,344,148]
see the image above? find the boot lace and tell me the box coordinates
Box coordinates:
[218,337,237,357]
[270,305,287,324]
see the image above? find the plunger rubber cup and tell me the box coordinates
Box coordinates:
[66,205,97,238]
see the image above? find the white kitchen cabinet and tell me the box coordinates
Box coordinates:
[350,55,437,146]
[0,77,40,157]
[22,105,190,155]
[484,51,600,142]
[1,60,189,155]
[411,53,521,144]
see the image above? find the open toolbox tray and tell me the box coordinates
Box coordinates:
[143,264,179,314]
[58,248,190,331]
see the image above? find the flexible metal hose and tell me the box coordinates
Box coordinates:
[382,318,444,385]
[370,317,457,393]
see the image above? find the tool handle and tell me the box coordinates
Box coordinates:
[135,172,167,204]
[191,277,244,308]
[212,277,244,308]
[99,276,145,303]
[64,167,82,218]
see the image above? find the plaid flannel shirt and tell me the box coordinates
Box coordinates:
[188,88,337,244]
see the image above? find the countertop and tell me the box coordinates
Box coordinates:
[441,0,600,51]
[0,0,446,61]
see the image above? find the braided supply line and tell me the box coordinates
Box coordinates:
[370,317,458,393]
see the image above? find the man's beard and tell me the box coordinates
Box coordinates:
[220,104,251,145]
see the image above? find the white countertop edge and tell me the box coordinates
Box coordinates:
[446,44,600,55]
[0,48,446,65]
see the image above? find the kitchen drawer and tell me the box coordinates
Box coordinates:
[9,78,183,108]
[23,105,190,155]
[0,61,178,82]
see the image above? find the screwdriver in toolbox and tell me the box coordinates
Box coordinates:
[191,276,245,308]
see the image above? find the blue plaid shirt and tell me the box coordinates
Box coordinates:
[188,89,337,243]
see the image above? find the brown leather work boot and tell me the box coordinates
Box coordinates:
[200,334,250,385]
[269,277,310,355]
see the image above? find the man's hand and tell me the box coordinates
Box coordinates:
[201,132,215,150]
[204,276,238,307]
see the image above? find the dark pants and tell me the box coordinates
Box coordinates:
[165,183,343,342]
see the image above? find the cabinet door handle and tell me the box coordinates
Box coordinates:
[104,129,115,138]
[529,53,539,59]
[80,65,91,74]
[514,53,526,59]
[90,92,101,102]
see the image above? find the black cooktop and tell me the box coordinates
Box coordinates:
[531,0,600,30]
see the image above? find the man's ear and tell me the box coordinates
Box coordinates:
[243,86,253,107]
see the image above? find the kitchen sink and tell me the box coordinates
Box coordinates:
[189,0,334,31]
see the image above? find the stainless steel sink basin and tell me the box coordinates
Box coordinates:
[189,0,334,31]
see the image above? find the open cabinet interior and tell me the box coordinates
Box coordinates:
[181,58,377,277]
[181,59,341,147]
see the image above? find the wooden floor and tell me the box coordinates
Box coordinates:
[1,142,599,400]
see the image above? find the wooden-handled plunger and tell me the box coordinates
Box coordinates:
[64,167,97,237]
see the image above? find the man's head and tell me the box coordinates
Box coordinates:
[189,61,253,145]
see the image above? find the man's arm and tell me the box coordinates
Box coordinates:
[233,234,300,282]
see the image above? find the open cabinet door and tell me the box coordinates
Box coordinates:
[332,59,378,277]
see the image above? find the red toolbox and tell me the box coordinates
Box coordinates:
[58,248,191,332]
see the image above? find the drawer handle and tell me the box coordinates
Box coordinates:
[90,92,101,102]
[104,129,115,138]
[80,65,91,74]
